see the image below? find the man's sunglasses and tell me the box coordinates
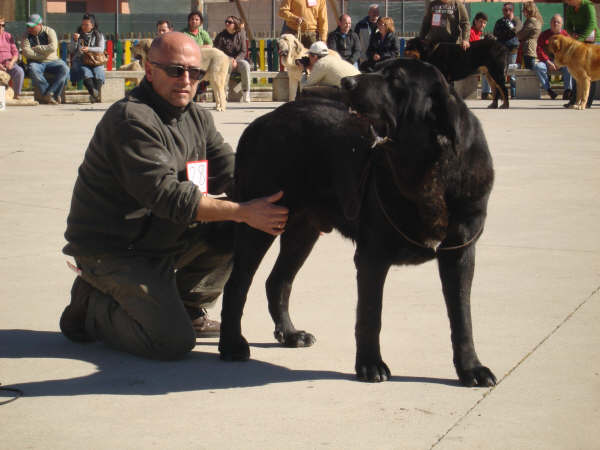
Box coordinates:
[150,61,206,80]
[0,23,5,27]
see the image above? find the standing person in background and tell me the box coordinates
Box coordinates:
[21,14,69,104]
[360,17,400,72]
[354,4,380,65]
[156,19,173,35]
[279,0,328,49]
[327,14,361,68]
[470,12,492,100]
[214,16,252,103]
[563,0,599,108]
[534,14,572,100]
[69,13,105,104]
[419,0,471,50]
[0,16,24,100]
[183,11,212,48]
[517,2,543,70]
[494,2,522,98]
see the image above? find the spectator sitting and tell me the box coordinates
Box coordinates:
[214,16,252,103]
[69,13,105,104]
[419,0,471,50]
[183,11,212,48]
[327,14,361,68]
[279,0,328,49]
[469,12,492,100]
[156,19,173,35]
[0,16,24,100]
[354,4,380,65]
[297,41,359,89]
[360,17,400,73]
[493,2,523,98]
[21,14,69,104]
[517,1,543,70]
[534,14,572,100]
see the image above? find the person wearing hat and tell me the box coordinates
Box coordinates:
[297,41,359,90]
[21,14,69,104]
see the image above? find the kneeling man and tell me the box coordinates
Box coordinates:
[298,41,359,90]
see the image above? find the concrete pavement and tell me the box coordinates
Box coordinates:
[0,98,599,449]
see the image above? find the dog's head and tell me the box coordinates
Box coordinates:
[340,58,462,153]
[131,38,152,62]
[277,33,306,66]
[404,37,432,60]
[547,34,571,67]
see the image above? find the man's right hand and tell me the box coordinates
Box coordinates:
[547,61,557,71]
[239,191,289,236]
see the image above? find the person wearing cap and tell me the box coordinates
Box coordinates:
[0,16,24,100]
[21,14,68,104]
[279,0,328,49]
[297,41,359,89]
[60,32,288,360]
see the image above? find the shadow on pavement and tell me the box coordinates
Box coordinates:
[0,329,459,398]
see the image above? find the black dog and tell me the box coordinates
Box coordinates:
[405,37,509,109]
[219,58,496,386]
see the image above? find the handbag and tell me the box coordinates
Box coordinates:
[82,50,108,67]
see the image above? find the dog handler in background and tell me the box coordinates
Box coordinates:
[419,0,471,50]
[60,32,288,360]
[279,0,328,48]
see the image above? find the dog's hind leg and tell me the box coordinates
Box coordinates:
[437,240,496,387]
[219,224,276,361]
[488,70,509,109]
[266,218,320,347]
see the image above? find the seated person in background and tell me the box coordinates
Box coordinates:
[517,1,542,70]
[69,13,105,104]
[21,14,69,104]
[355,4,380,65]
[297,41,359,89]
[156,19,173,35]
[360,17,400,72]
[214,16,252,103]
[469,12,492,100]
[534,14,572,100]
[0,16,24,100]
[419,0,471,50]
[183,11,212,47]
[327,14,361,68]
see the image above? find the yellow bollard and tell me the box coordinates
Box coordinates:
[124,40,132,65]
[259,39,266,85]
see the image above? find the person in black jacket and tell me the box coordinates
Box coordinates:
[59,32,288,360]
[360,17,400,72]
[493,2,522,97]
[327,14,361,67]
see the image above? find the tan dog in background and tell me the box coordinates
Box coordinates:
[0,70,15,100]
[548,34,600,109]
[277,34,340,101]
[118,38,230,111]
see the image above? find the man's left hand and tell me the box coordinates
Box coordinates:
[461,40,470,50]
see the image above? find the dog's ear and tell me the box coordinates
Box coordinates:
[429,80,461,154]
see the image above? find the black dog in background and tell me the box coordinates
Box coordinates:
[405,37,509,109]
[219,58,496,386]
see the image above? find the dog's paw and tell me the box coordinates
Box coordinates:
[355,360,391,382]
[218,335,250,361]
[274,329,316,347]
[457,365,497,387]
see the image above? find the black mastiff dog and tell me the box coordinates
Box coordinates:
[219,58,496,386]
[405,37,509,109]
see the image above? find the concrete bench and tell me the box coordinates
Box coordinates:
[508,68,542,99]
[227,71,286,101]
[102,70,145,103]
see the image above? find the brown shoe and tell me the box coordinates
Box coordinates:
[192,309,220,338]
[42,94,58,105]
[60,277,94,342]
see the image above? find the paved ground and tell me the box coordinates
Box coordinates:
[1,98,599,449]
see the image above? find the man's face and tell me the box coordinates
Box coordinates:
[550,17,563,33]
[368,8,379,23]
[339,15,351,33]
[27,23,42,35]
[474,18,487,32]
[146,41,201,108]
[503,5,514,18]
[188,15,201,31]
[157,23,171,35]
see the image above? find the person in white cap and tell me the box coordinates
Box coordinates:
[297,41,359,89]
[21,13,69,104]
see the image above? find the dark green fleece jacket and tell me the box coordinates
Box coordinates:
[63,79,235,257]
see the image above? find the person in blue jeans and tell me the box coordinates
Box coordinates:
[493,3,522,98]
[69,13,105,103]
[533,14,572,100]
[21,14,68,104]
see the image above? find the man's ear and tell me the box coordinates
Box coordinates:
[144,59,153,81]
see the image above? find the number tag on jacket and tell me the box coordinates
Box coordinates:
[432,13,442,27]
[186,160,208,194]
[307,0,317,7]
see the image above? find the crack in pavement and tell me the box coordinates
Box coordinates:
[430,284,600,449]
[0,199,65,211]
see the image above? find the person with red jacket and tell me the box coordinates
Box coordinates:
[469,12,492,100]
[533,14,572,100]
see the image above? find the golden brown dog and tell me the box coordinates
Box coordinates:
[548,34,600,109]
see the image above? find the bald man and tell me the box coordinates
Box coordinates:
[60,32,288,360]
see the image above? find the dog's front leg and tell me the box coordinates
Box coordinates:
[354,249,391,382]
[437,244,496,387]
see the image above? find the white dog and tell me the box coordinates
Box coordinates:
[277,34,340,101]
